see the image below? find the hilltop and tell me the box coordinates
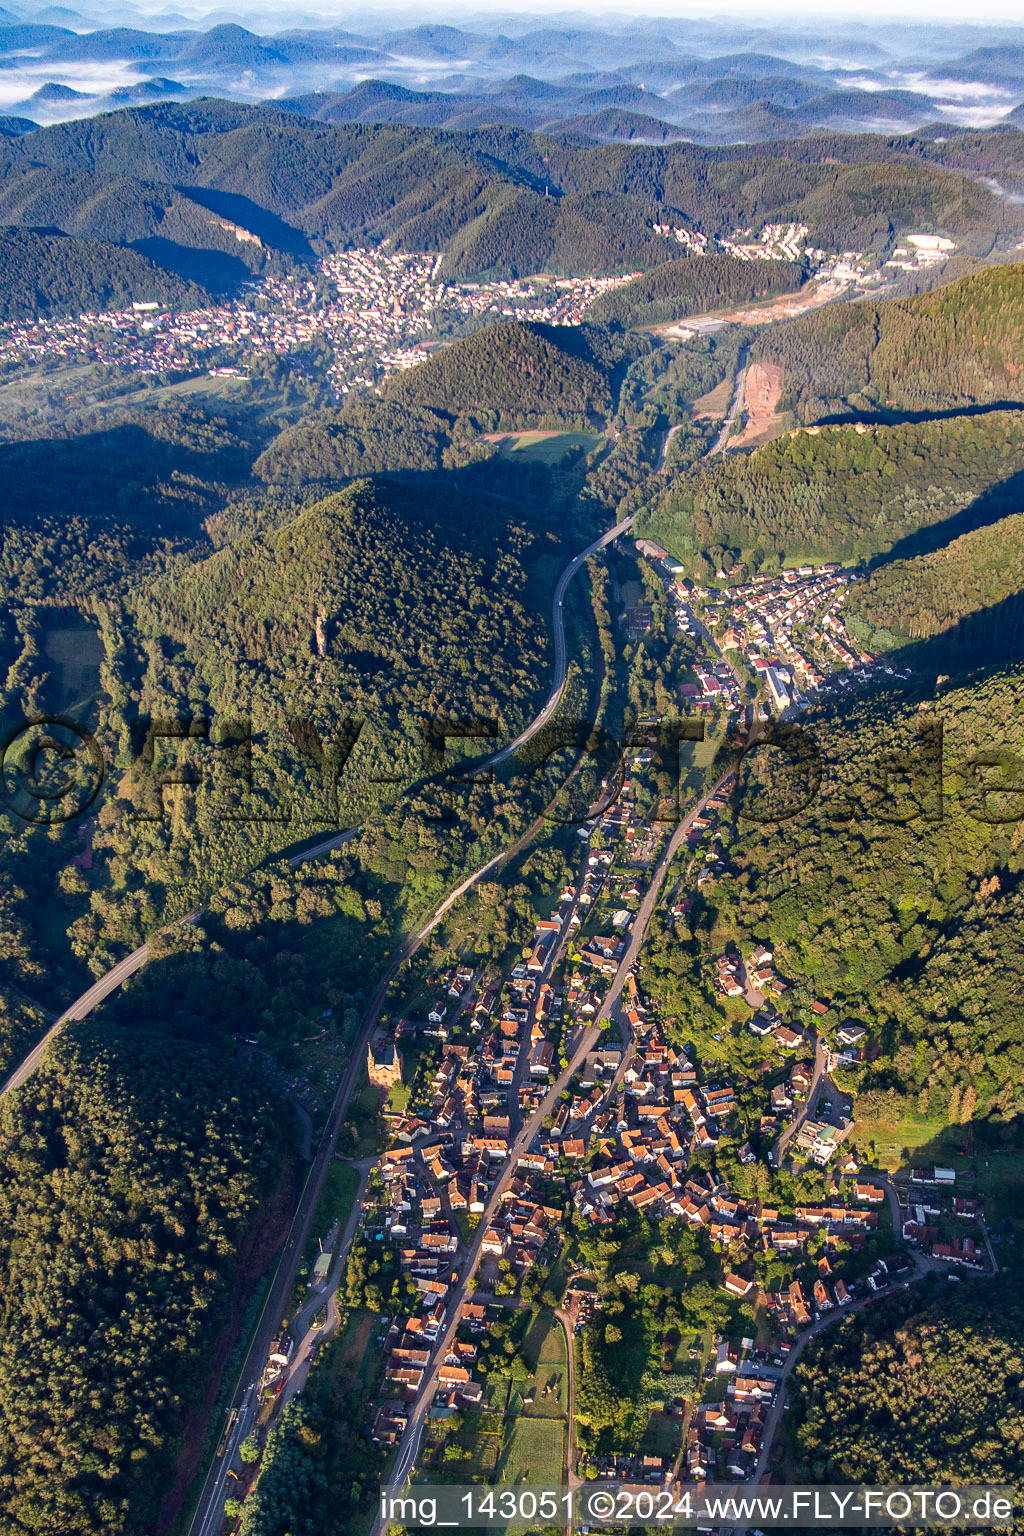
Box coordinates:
[844,510,1024,668]
[0,225,207,319]
[382,320,648,428]
[585,253,805,328]
[128,476,551,739]
[638,410,1024,571]
[756,262,1024,420]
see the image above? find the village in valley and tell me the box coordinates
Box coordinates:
[0,248,639,394]
[0,219,938,405]
[71,211,987,1532]
[634,540,910,720]
[231,530,995,1514]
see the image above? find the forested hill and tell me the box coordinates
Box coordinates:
[0,226,208,319]
[0,99,1008,289]
[128,476,550,751]
[585,253,804,328]
[253,399,453,485]
[637,409,1024,572]
[697,664,1024,1136]
[383,320,648,429]
[844,510,1024,667]
[0,1021,280,1536]
[757,262,1024,420]
[791,1286,1024,1488]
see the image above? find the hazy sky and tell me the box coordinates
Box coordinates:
[312,1,1024,20]
[131,0,1024,23]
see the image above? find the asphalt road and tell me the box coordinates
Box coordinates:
[482,514,635,769]
[1,497,636,1108]
[769,1032,829,1167]
[707,353,749,457]
[186,516,651,1536]
[0,828,360,1104]
[0,912,199,1098]
[656,423,684,472]
[734,1252,934,1530]
[277,1157,373,1409]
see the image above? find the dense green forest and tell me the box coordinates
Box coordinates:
[128,476,549,745]
[3,238,1024,1536]
[845,510,1024,667]
[650,665,1024,1136]
[48,468,577,977]
[0,100,1009,291]
[791,1286,1024,1487]
[383,320,648,429]
[0,986,48,1080]
[253,398,454,484]
[0,325,640,1008]
[0,1020,280,1536]
[637,409,1024,571]
[585,253,804,328]
[0,401,259,608]
[0,226,208,319]
[758,263,1024,420]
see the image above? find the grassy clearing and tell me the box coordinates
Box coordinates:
[670,1330,704,1372]
[545,1243,578,1304]
[692,376,732,419]
[853,1109,947,1170]
[497,1414,565,1484]
[500,430,603,464]
[386,1078,412,1115]
[311,1160,360,1243]
[98,372,253,412]
[41,620,104,704]
[329,1310,377,1390]
[640,1408,682,1457]
[510,1309,568,1420]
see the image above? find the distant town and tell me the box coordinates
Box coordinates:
[0,248,639,394]
[0,225,956,398]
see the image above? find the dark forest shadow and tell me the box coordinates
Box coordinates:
[871,590,1024,676]
[131,234,255,294]
[865,467,1024,572]
[178,186,316,261]
[814,400,1024,429]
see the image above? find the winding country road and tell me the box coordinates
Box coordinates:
[656,424,684,473]
[708,350,749,457]
[483,514,635,768]
[769,1032,830,1168]
[726,1252,936,1536]
[4,392,735,1535]
[0,832,357,1101]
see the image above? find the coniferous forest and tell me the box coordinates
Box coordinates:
[791,1286,1024,1488]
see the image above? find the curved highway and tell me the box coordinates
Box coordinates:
[708,349,749,457]
[482,513,635,769]
[0,831,358,1101]
[3,403,722,1532]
